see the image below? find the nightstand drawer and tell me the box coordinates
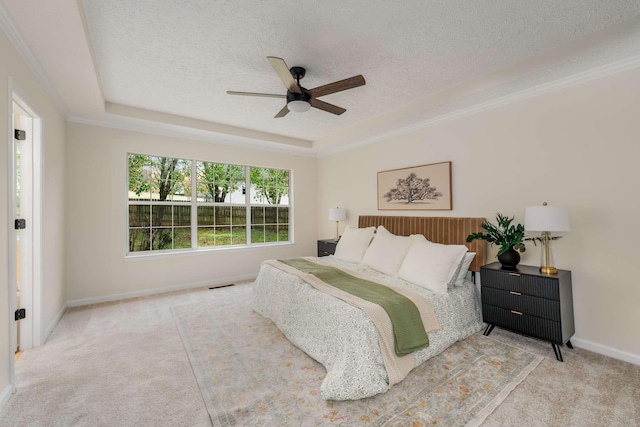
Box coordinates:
[481,268,559,300]
[481,287,561,321]
[482,304,563,343]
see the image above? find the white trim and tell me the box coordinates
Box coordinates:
[0,3,69,116]
[7,84,45,396]
[125,241,295,261]
[43,303,67,344]
[317,54,640,157]
[66,274,256,308]
[31,114,43,347]
[14,99,34,351]
[0,385,14,412]
[6,77,17,388]
[571,337,640,367]
[11,88,44,349]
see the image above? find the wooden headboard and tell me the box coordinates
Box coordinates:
[358,216,487,272]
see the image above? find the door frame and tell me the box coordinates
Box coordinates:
[7,80,43,386]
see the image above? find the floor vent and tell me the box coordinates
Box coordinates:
[209,284,235,290]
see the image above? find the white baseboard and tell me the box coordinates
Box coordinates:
[571,337,640,366]
[0,384,14,412]
[66,274,256,307]
[43,302,68,344]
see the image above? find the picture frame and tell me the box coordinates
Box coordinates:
[377,161,452,210]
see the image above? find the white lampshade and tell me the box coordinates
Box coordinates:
[524,205,570,232]
[329,208,347,221]
[288,100,311,112]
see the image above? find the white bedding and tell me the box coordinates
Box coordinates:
[252,256,484,401]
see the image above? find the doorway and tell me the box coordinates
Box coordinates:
[9,91,42,371]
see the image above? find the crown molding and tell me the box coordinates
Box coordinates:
[0,2,70,116]
[317,53,640,158]
[67,115,317,158]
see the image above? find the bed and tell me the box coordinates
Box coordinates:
[252,216,487,401]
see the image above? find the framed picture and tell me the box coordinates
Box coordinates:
[377,161,452,210]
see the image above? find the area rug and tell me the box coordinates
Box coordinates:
[172,284,542,426]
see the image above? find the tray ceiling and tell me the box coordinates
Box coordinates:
[2,0,640,153]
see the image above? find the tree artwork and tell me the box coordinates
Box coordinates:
[383,172,442,204]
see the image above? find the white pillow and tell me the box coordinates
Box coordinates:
[375,225,393,237]
[410,234,428,242]
[398,239,468,293]
[455,252,476,286]
[362,226,413,276]
[333,226,376,263]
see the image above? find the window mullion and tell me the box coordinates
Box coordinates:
[245,167,251,245]
[191,160,197,249]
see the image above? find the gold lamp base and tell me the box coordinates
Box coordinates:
[540,231,558,275]
[540,266,558,275]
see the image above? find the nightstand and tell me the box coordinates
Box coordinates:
[317,239,338,257]
[480,262,575,362]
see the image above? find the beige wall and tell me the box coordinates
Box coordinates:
[65,123,317,303]
[318,67,640,360]
[0,28,67,396]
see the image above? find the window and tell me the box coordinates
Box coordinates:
[127,154,291,253]
[196,162,247,248]
[250,167,289,243]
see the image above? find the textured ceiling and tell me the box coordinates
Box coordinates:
[3,0,640,152]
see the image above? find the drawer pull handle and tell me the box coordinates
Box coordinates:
[511,310,523,315]
[508,272,521,277]
[510,291,522,296]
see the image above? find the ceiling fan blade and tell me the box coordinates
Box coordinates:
[267,56,302,94]
[274,105,289,118]
[310,99,346,115]
[226,91,285,98]
[308,75,365,98]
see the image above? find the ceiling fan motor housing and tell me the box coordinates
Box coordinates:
[286,90,311,104]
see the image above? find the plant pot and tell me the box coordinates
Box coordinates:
[498,247,520,270]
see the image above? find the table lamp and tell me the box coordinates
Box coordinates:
[329,207,347,241]
[524,202,570,274]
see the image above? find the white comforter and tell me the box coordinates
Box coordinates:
[252,256,484,401]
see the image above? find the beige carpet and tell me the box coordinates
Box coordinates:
[0,282,638,426]
[0,287,214,426]
[482,328,640,426]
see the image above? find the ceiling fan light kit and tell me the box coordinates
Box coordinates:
[227,57,365,118]
[287,99,311,112]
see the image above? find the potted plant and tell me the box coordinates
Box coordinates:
[466,213,526,269]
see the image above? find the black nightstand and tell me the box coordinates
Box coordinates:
[480,262,575,362]
[317,239,338,257]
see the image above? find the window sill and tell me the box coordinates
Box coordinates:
[125,241,295,261]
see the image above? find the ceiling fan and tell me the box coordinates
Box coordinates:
[227,57,366,118]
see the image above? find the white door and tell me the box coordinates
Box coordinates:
[10,92,42,360]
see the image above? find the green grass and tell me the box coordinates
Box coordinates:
[130,225,288,251]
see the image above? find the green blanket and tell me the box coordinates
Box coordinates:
[280,258,429,355]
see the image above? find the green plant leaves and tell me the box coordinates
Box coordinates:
[466,213,527,255]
